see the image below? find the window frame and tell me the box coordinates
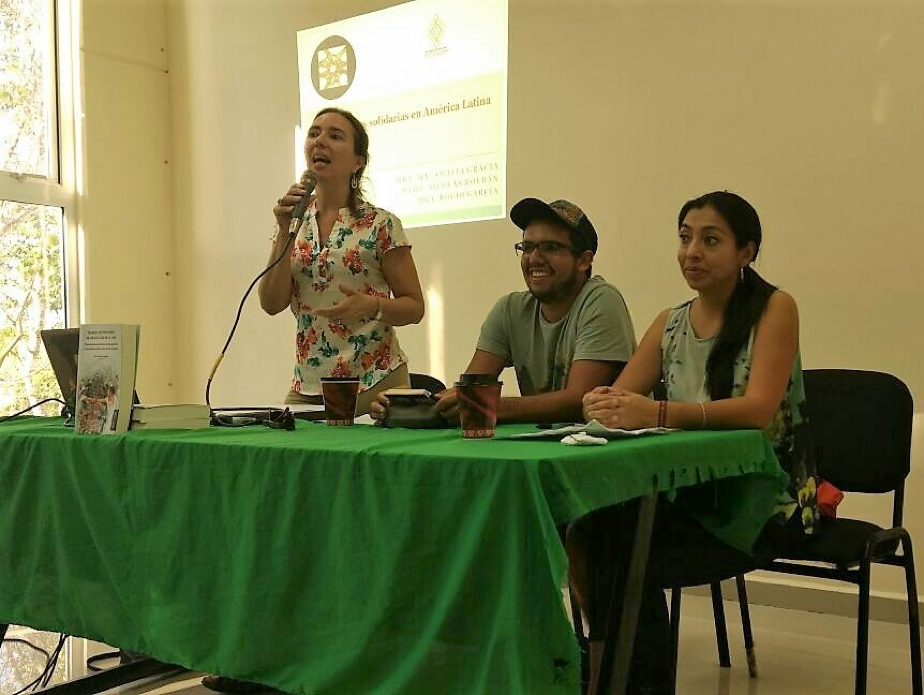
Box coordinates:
[0,0,83,325]
[0,0,83,674]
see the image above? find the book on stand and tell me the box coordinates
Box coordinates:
[75,324,140,434]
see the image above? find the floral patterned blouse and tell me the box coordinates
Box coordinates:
[288,199,410,396]
[662,300,820,537]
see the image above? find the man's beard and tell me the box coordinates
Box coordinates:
[526,267,581,304]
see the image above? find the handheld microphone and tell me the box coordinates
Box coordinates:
[288,170,318,237]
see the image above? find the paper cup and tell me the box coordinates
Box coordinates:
[456,376,502,439]
[321,377,360,426]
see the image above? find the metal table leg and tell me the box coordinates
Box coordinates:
[594,490,659,695]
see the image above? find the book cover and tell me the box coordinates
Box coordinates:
[75,324,140,434]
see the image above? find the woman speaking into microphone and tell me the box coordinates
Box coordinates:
[258,107,424,414]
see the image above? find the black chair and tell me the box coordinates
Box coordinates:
[569,379,757,692]
[654,371,757,689]
[409,373,446,394]
[706,369,922,695]
[667,565,757,693]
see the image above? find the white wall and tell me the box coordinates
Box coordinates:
[163,0,924,405]
[78,0,924,599]
[81,0,175,402]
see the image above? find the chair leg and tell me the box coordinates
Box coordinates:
[856,560,871,695]
[568,581,590,692]
[901,536,922,695]
[569,583,586,640]
[735,574,758,678]
[710,581,732,668]
[669,587,682,695]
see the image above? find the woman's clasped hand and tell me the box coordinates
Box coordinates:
[581,387,659,430]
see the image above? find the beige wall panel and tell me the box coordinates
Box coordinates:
[167,0,305,405]
[83,0,168,70]
[164,0,924,595]
[81,49,175,401]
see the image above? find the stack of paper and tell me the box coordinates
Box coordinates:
[130,404,210,430]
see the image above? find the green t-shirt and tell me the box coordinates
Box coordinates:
[476,276,637,395]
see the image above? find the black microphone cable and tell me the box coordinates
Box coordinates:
[11,633,67,695]
[205,172,316,413]
[204,235,295,410]
[39,635,67,688]
[0,397,68,424]
[1,637,50,661]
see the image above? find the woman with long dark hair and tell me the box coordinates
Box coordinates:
[569,191,820,694]
[259,107,424,413]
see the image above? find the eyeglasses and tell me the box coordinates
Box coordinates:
[514,240,574,256]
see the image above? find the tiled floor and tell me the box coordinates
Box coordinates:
[664,593,918,694]
[102,594,920,694]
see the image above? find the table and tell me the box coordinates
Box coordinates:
[0,417,785,695]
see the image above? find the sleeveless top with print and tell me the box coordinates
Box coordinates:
[661,300,820,534]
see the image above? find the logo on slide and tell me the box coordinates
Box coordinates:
[429,15,445,48]
[426,15,448,57]
[311,35,356,100]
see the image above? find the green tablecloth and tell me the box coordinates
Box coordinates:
[0,417,785,695]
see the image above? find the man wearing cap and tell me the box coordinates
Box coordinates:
[375,197,635,424]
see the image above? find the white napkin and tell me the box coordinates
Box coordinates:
[561,432,608,446]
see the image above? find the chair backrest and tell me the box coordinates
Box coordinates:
[410,373,447,394]
[803,369,913,494]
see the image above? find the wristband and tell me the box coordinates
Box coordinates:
[657,400,667,428]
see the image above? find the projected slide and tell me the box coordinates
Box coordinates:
[297,0,508,228]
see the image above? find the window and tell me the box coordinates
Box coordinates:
[0,0,78,417]
[1,2,83,688]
